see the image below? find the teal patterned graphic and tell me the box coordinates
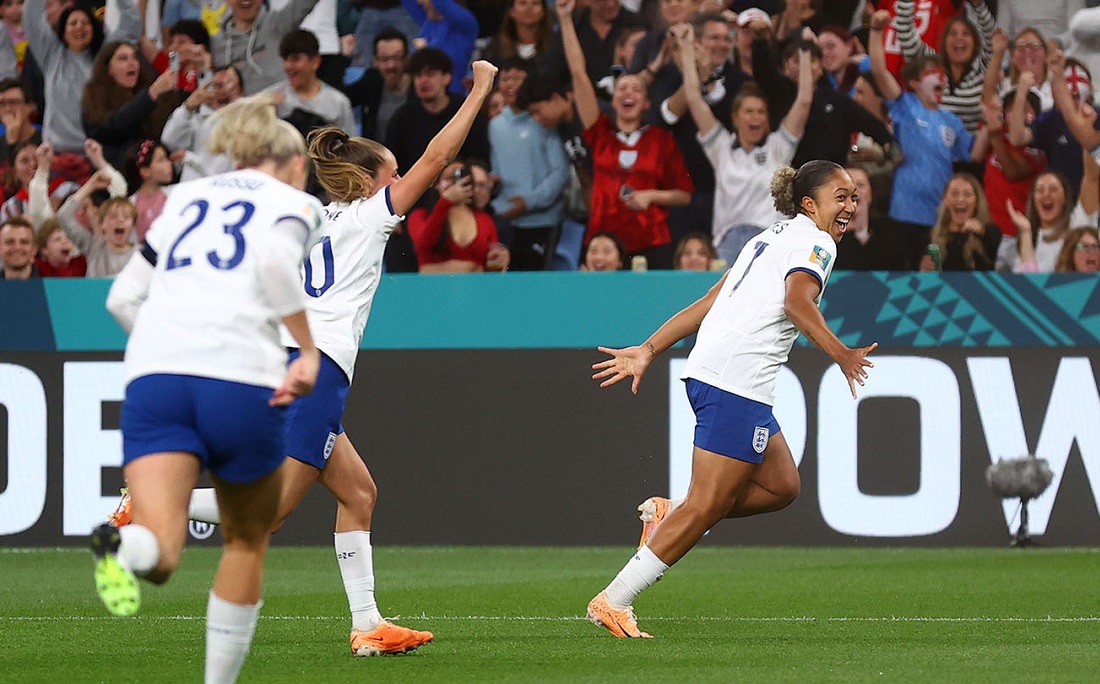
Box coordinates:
[817,272,1100,348]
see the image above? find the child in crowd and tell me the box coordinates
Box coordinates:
[34,217,85,276]
[580,231,627,271]
[128,139,174,243]
[57,170,136,276]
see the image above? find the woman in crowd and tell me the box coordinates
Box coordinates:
[581,231,627,271]
[1054,227,1100,273]
[81,41,178,171]
[558,0,692,270]
[1004,170,1084,272]
[924,173,1001,271]
[482,0,553,64]
[674,232,719,271]
[817,25,862,97]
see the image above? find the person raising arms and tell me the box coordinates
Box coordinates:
[586,160,877,638]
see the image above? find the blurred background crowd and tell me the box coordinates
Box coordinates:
[1,0,1100,280]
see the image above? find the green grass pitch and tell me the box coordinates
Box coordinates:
[2,545,1099,682]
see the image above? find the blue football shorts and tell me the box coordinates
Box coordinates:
[685,378,781,464]
[283,350,349,470]
[121,373,287,483]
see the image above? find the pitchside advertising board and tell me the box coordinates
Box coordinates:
[1,272,1099,545]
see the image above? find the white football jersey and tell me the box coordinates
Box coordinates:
[280,187,403,382]
[124,169,324,388]
[683,212,837,406]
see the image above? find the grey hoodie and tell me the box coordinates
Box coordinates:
[211,0,323,95]
[24,0,141,153]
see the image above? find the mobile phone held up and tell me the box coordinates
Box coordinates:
[169,52,199,92]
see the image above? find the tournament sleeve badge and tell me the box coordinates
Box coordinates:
[809,245,832,270]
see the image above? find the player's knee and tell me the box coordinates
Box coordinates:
[774,472,801,510]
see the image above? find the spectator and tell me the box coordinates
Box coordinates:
[1054,226,1100,272]
[26,138,124,223]
[593,24,647,100]
[139,20,212,98]
[1004,169,1092,272]
[658,12,747,246]
[34,217,85,276]
[922,173,1001,271]
[81,41,179,170]
[896,0,994,133]
[0,77,40,171]
[160,64,243,181]
[834,165,908,271]
[0,214,36,277]
[342,26,412,141]
[542,0,644,91]
[56,170,136,276]
[558,0,692,269]
[407,159,510,272]
[267,29,355,137]
[732,9,769,80]
[580,230,626,270]
[484,86,505,118]
[869,9,987,269]
[816,24,862,97]
[17,0,70,118]
[488,57,568,270]
[352,0,420,69]
[287,0,347,88]
[25,0,141,156]
[772,0,828,46]
[384,48,489,175]
[1,140,74,220]
[2,0,25,73]
[402,0,479,94]
[752,22,894,172]
[211,0,322,94]
[673,230,718,270]
[678,23,812,266]
[127,139,173,242]
[877,0,959,81]
[481,0,553,65]
[847,73,899,219]
[985,26,1053,111]
[627,0,699,89]
[996,0,1085,47]
[981,89,1046,270]
[1066,8,1100,82]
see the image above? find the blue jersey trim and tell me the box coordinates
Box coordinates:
[384,186,395,216]
[140,243,157,266]
[787,266,824,289]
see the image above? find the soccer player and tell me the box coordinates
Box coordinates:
[586,160,878,638]
[93,93,324,684]
[112,59,501,657]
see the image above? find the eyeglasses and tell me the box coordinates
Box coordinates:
[1014,42,1044,52]
[1075,243,1100,251]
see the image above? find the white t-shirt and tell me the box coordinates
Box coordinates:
[683,213,837,406]
[280,188,402,382]
[700,124,800,245]
[125,169,323,388]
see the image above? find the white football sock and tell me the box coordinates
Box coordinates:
[335,531,383,631]
[603,545,669,607]
[189,488,221,525]
[205,591,262,684]
[117,523,159,576]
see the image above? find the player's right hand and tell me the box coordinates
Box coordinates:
[271,349,320,406]
[470,60,498,92]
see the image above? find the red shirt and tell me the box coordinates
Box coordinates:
[984,136,1046,237]
[408,197,500,269]
[35,254,87,277]
[876,0,959,80]
[582,114,694,254]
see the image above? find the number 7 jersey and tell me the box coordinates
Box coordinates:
[125,169,324,389]
[682,213,837,406]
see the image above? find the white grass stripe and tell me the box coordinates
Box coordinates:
[3,615,1099,623]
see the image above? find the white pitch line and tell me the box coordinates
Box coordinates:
[2,615,1099,623]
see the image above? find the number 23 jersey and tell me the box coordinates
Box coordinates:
[682,213,836,406]
[125,169,324,389]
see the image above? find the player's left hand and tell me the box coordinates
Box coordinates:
[271,349,320,406]
[836,342,877,398]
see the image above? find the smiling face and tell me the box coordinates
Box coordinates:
[698,20,732,68]
[1032,173,1066,226]
[12,144,36,187]
[805,170,858,242]
[227,0,261,26]
[944,177,978,227]
[107,44,140,89]
[941,19,976,68]
[732,94,769,148]
[1072,231,1100,272]
[0,222,34,271]
[611,74,648,125]
[677,237,711,271]
[283,52,321,91]
[497,67,527,108]
[1011,31,1046,76]
[63,9,92,52]
[584,235,624,271]
[817,31,851,74]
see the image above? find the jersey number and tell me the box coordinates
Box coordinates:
[728,241,768,295]
[165,199,254,271]
[303,235,335,298]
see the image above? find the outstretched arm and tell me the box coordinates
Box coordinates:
[556,0,599,130]
[868,10,902,101]
[593,271,729,394]
[780,27,815,139]
[388,61,498,215]
[785,271,877,398]
[675,24,720,137]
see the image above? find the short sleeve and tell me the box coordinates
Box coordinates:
[784,236,835,289]
[350,187,404,233]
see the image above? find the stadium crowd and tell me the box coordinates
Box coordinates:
[2,0,1100,279]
